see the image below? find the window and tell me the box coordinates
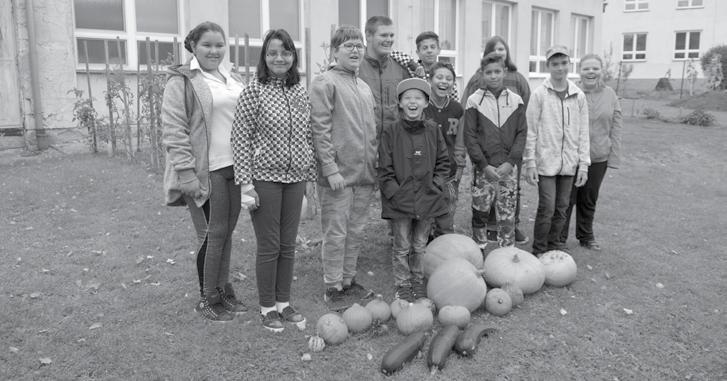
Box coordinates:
[338,0,390,31]
[622,33,647,61]
[624,0,648,11]
[482,1,512,50]
[677,0,703,8]
[228,0,304,71]
[416,0,458,65]
[529,8,555,74]
[73,0,183,69]
[571,15,592,72]
[674,31,700,59]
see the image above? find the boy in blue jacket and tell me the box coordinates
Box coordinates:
[378,78,450,302]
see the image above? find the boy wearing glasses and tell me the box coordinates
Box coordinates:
[310,26,378,305]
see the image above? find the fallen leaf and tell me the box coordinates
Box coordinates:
[146,255,154,259]
[89,323,102,330]
[560,308,567,316]
[41,268,50,273]
[586,265,593,271]
[301,353,312,361]
[164,332,174,336]
[604,272,612,280]
[233,272,247,281]
[39,357,52,365]
[623,308,633,315]
[366,353,373,361]
[135,257,145,264]
[166,258,176,265]
[83,268,89,272]
[367,271,375,276]
[121,283,127,289]
[9,346,19,353]
[655,282,664,289]
[29,292,41,299]
[150,282,161,286]
[132,279,141,284]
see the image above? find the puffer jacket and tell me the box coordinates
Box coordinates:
[358,54,411,138]
[231,76,317,185]
[310,65,378,187]
[524,78,590,176]
[377,118,450,220]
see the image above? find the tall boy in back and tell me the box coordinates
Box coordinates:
[378,78,450,302]
[523,45,590,255]
[464,53,526,249]
[310,26,378,305]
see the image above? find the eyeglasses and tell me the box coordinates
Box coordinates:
[266,50,294,59]
[340,43,365,52]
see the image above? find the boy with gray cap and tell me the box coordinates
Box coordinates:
[377,78,450,302]
[524,45,590,256]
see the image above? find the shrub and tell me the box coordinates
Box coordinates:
[681,109,715,127]
[701,45,727,90]
[642,108,661,120]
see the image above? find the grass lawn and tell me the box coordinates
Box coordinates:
[1,117,726,380]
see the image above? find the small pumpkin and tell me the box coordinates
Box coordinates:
[308,335,326,352]
[539,250,578,287]
[365,295,392,322]
[427,258,488,312]
[483,247,545,294]
[342,303,373,333]
[484,288,512,316]
[390,299,410,319]
[414,297,436,314]
[502,282,524,307]
[316,313,349,345]
[437,305,470,328]
[396,302,434,335]
[423,234,484,277]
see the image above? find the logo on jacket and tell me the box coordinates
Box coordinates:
[414,150,422,156]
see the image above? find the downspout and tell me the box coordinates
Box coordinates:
[18,0,42,152]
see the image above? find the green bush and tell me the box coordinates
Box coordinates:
[681,109,716,127]
[701,45,727,90]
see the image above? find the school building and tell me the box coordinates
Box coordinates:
[1,0,602,151]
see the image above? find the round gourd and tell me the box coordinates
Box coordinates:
[539,250,578,287]
[316,313,349,345]
[426,258,487,312]
[342,303,373,333]
[390,299,410,319]
[437,305,471,328]
[423,234,484,277]
[415,297,436,314]
[396,303,434,335]
[483,247,545,294]
[308,335,326,352]
[485,288,512,316]
[501,282,524,307]
[365,295,392,322]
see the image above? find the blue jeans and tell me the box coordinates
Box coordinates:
[250,181,306,307]
[391,218,431,287]
[532,175,574,254]
[185,166,241,302]
[319,185,375,287]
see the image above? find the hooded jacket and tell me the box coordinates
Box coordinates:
[377,118,450,220]
[358,53,411,138]
[524,78,590,176]
[310,65,378,187]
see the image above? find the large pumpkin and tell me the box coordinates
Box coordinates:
[539,250,578,287]
[423,234,484,277]
[342,303,373,333]
[483,247,545,294]
[396,302,434,335]
[316,313,349,345]
[426,258,487,312]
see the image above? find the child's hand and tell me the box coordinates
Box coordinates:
[496,162,513,177]
[327,173,345,191]
[179,177,202,198]
[455,167,464,183]
[242,188,259,211]
[525,167,538,186]
[484,165,500,181]
[575,170,588,187]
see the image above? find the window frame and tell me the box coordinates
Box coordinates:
[624,0,649,12]
[337,0,391,33]
[622,32,647,62]
[421,0,460,70]
[571,14,592,73]
[673,30,701,60]
[73,0,185,71]
[528,8,556,77]
[676,0,703,9]
[481,1,512,51]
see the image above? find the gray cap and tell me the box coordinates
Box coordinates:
[396,78,431,100]
[545,45,570,60]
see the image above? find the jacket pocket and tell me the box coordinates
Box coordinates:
[391,177,415,213]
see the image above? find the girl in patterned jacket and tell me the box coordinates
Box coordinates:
[231,29,316,333]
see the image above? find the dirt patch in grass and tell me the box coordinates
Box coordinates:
[668,90,727,112]
[1,118,726,380]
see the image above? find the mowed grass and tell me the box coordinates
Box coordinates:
[1,118,726,380]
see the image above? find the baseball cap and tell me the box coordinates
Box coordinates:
[396,78,431,100]
[545,45,570,60]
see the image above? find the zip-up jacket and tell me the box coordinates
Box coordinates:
[358,54,411,139]
[231,76,316,185]
[464,87,526,170]
[524,78,590,176]
[580,84,622,168]
[377,118,450,220]
[310,65,378,187]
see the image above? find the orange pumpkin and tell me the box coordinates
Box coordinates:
[396,302,434,335]
[365,295,392,322]
[343,303,373,333]
[437,305,471,328]
[539,250,578,287]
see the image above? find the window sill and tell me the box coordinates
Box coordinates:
[623,9,649,12]
[676,6,704,10]
[621,59,647,63]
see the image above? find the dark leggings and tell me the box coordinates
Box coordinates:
[487,165,522,230]
[561,161,608,243]
[185,166,241,302]
[250,180,306,308]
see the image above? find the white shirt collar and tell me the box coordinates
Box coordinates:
[190,56,233,82]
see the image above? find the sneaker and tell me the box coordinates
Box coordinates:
[280,306,307,330]
[218,287,248,314]
[261,311,284,333]
[195,297,234,322]
[487,230,498,242]
[343,278,370,299]
[411,280,427,300]
[324,287,345,303]
[394,285,415,303]
[580,240,601,251]
[515,228,529,245]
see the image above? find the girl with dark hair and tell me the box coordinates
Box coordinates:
[461,35,531,248]
[231,29,316,333]
[161,21,247,322]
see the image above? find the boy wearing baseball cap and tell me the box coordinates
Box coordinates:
[377,78,450,302]
[524,45,590,255]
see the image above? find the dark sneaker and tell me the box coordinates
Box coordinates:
[515,228,529,245]
[280,306,307,330]
[487,230,498,242]
[195,297,234,322]
[395,285,414,303]
[580,240,601,251]
[261,311,284,333]
[343,279,371,299]
[324,287,345,303]
[411,280,427,300]
[217,287,248,314]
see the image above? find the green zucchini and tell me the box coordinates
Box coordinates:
[380,331,427,376]
[453,324,496,357]
[426,325,461,374]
